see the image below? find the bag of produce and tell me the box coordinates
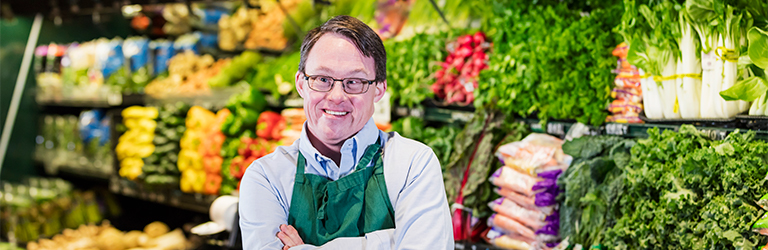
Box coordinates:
[488,198,547,230]
[496,133,572,176]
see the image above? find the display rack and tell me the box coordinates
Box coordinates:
[109,176,216,214]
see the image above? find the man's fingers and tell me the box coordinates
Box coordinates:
[284,225,304,245]
[277,231,294,246]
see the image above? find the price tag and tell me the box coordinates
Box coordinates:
[530,123,543,130]
[409,108,424,118]
[605,123,629,136]
[699,129,727,140]
[547,123,565,137]
[450,111,474,122]
[395,107,409,117]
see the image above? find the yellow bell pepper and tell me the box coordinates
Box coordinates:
[180,169,206,193]
[135,144,155,158]
[180,130,203,150]
[180,169,195,193]
[123,106,158,119]
[119,157,144,180]
[192,169,206,193]
[186,106,215,131]
[125,118,157,132]
[178,149,202,172]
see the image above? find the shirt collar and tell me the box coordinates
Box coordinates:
[298,118,381,180]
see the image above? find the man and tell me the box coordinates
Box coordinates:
[239,15,454,249]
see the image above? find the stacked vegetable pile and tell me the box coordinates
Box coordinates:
[141,102,189,187]
[199,109,231,195]
[558,135,634,248]
[25,221,191,250]
[385,32,449,107]
[117,106,158,180]
[442,109,529,240]
[559,126,768,249]
[432,32,490,106]
[475,0,622,126]
[485,134,571,249]
[606,43,644,123]
[144,51,230,97]
[178,106,215,194]
[720,12,768,116]
[619,0,768,119]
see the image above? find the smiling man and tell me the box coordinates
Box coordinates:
[238,15,454,249]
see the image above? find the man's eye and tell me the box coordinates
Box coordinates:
[346,79,362,85]
[318,77,331,83]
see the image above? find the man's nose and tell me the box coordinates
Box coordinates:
[327,81,347,102]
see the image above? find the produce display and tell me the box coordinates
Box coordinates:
[475,0,622,126]
[141,103,190,187]
[486,134,570,249]
[618,0,767,119]
[559,127,768,249]
[35,111,113,174]
[385,32,448,107]
[25,221,191,250]
[117,106,159,181]
[432,32,490,106]
[442,108,529,241]
[607,43,644,123]
[144,51,229,97]
[1,178,120,244]
[720,24,768,116]
[178,106,215,194]
[389,116,460,164]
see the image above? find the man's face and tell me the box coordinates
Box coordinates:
[296,33,387,145]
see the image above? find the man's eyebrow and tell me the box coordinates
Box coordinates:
[313,65,369,77]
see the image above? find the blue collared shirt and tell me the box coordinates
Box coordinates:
[239,118,454,249]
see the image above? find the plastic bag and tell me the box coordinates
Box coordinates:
[489,214,536,240]
[494,187,556,215]
[490,167,541,197]
[489,198,546,230]
[496,134,571,176]
[486,227,533,250]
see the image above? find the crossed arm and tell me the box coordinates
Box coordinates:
[238,148,453,249]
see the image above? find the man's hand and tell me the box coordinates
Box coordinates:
[277,224,304,250]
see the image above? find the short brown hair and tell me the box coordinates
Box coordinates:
[298,15,386,83]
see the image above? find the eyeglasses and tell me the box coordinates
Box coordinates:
[303,72,377,94]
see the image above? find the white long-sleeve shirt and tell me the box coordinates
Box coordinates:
[238,118,454,249]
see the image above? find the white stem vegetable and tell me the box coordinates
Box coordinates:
[712,35,726,118]
[661,55,680,119]
[677,15,702,118]
[640,69,664,119]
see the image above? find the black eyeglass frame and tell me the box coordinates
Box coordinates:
[302,72,378,94]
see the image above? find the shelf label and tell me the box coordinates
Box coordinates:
[409,108,424,118]
[530,123,543,131]
[547,122,565,137]
[699,129,728,140]
[605,123,628,136]
[450,111,474,122]
[395,107,409,117]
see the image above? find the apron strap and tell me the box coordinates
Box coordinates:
[296,152,307,184]
[354,137,382,172]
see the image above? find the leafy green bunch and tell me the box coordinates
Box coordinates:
[603,126,768,249]
[386,31,455,107]
[475,0,621,126]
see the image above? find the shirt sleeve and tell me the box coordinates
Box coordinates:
[239,160,289,250]
[391,148,455,250]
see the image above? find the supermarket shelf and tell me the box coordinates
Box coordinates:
[37,93,146,109]
[521,119,768,141]
[109,176,216,214]
[36,159,113,181]
[394,103,476,124]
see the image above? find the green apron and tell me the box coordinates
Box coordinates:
[287,138,396,246]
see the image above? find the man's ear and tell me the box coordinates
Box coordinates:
[295,71,305,99]
[373,80,387,103]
